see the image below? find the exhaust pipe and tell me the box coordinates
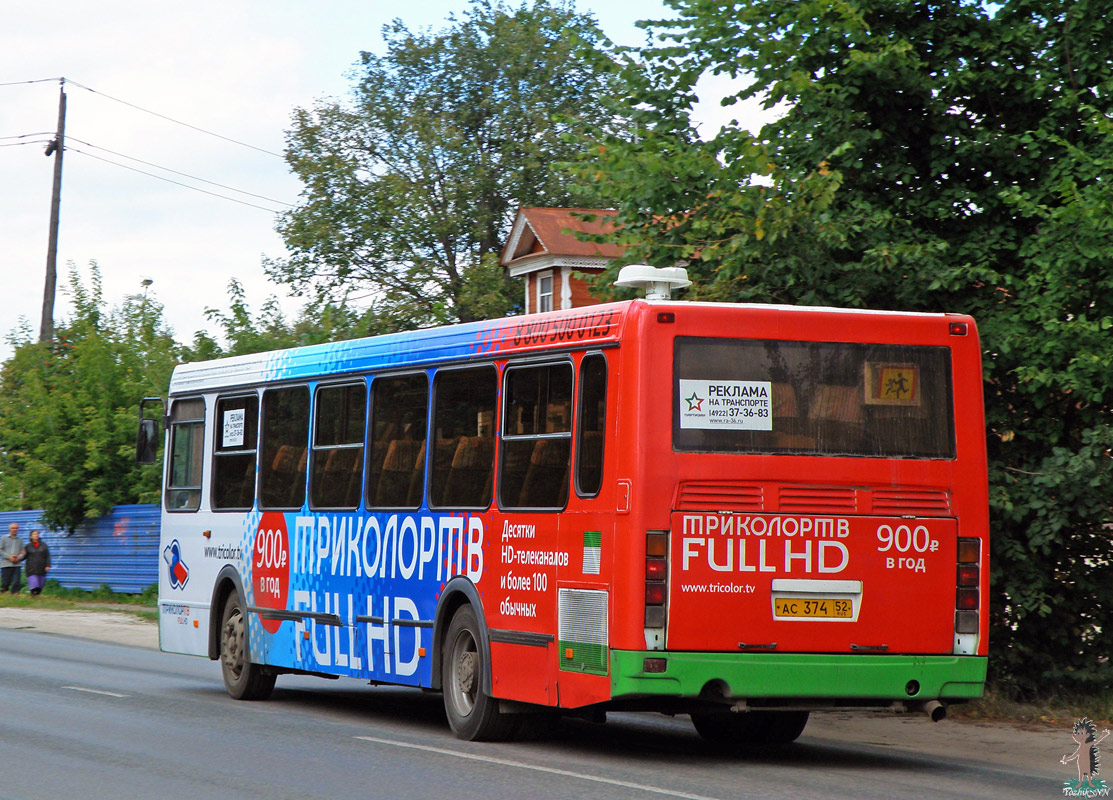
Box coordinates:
[922,700,947,722]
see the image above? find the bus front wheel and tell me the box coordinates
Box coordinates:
[690,710,809,747]
[441,605,516,741]
[220,595,276,701]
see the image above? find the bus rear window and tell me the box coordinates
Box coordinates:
[674,337,955,459]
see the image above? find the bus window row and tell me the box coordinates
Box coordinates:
[165,354,607,513]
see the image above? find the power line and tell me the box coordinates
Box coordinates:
[5,77,297,214]
[0,77,63,88]
[66,79,286,159]
[0,139,53,149]
[66,147,289,214]
[66,136,294,207]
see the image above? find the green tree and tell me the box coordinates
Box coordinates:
[269,0,627,325]
[0,263,182,530]
[579,0,1113,696]
[192,279,404,359]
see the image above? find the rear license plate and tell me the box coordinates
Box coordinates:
[774,598,853,619]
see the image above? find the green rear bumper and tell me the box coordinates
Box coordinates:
[611,651,987,702]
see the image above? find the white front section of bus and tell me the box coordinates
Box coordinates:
[158,392,223,658]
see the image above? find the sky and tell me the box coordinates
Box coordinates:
[0,1,767,360]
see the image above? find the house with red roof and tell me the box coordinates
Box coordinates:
[500,207,623,313]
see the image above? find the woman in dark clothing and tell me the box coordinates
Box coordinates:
[22,530,50,596]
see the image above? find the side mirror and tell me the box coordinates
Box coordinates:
[136,397,164,465]
[136,418,159,464]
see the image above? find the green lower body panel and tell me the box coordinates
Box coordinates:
[611,651,987,702]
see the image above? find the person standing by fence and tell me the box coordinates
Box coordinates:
[0,523,24,594]
[22,530,50,596]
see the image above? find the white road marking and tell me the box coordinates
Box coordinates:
[62,686,129,698]
[355,735,721,800]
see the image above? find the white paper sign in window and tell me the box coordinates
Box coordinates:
[679,379,773,431]
[222,408,246,448]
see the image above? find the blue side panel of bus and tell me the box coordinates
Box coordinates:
[233,506,489,687]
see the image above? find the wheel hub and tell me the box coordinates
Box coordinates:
[456,650,476,694]
[222,613,244,677]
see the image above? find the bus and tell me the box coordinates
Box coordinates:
[146,270,988,743]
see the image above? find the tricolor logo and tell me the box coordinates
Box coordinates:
[163,539,190,589]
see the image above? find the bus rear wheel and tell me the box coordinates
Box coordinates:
[691,710,809,747]
[441,605,516,741]
[220,594,276,701]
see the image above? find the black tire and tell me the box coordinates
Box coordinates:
[691,710,809,747]
[441,605,517,741]
[765,710,809,743]
[220,594,276,701]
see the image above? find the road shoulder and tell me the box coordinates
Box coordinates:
[0,606,158,650]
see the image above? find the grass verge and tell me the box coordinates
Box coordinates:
[949,686,1112,728]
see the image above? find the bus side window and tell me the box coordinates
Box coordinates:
[310,383,366,510]
[500,362,572,509]
[430,367,496,509]
[166,397,206,512]
[575,354,606,497]
[259,386,310,510]
[212,394,259,511]
[367,374,428,509]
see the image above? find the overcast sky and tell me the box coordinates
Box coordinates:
[0,1,764,360]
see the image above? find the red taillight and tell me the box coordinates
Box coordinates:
[956,588,979,610]
[646,531,668,632]
[954,538,981,643]
[645,582,667,606]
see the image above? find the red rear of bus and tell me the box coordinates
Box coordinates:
[598,300,987,733]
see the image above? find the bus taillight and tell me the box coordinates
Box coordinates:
[645,530,668,651]
[954,537,981,654]
[956,588,978,610]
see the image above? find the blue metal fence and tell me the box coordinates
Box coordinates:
[0,504,159,593]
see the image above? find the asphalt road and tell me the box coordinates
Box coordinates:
[0,626,1068,799]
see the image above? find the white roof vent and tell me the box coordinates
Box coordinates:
[613,265,691,300]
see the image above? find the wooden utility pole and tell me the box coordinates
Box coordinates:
[40,79,66,344]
